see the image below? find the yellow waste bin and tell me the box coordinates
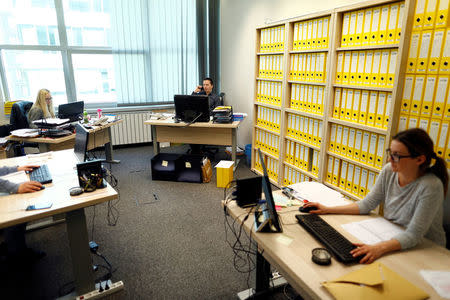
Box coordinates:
[215,160,234,188]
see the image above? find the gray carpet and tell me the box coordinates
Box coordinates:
[0,144,300,299]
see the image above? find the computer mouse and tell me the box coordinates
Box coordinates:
[69,187,83,196]
[40,185,45,190]
[299,205,318,213]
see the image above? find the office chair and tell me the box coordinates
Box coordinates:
[201,92,227,160]
[9,101,37,156]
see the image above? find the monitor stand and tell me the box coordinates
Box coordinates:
[254,203,279,233]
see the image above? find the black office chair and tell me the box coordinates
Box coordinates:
[9,101,37,156]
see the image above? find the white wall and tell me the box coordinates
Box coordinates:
[220,0,367,147]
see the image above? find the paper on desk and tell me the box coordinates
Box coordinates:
[26,152,52,165]
[10,128,40,137]
[288,181,349,206]
[420,270,450,298]
[341,217,405,245]
[0,171,28,184]
[273,193,302,207]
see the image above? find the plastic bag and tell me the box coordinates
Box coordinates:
[201,157,212,183]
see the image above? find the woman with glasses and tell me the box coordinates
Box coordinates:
[303,128,448,264]
[28,88,56,129]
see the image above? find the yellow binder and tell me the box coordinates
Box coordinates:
[353,166,361,196]
[341,126,349,155]
[359,168,368,197]
[294,143,300,166]
[307,20,313,49]
[349,51,358,85]
[428,29,444,74]
[317,86,324,115]
[411,75,426,116]
[367,91,378,126]
[347,128,356,158]
[342,52,351,84]
[345,89,354,121]
[352,90,361,122]
[436,0,450,28]
[384,93,392,129]
[348,11,357,46]
[329,124,337,152]
[436,121,449,157]
[339,160,348,189]
[408,115,419,129]
[398,114,409,132]
[318,120,323,145]
[323,17,330,48]
[340,88,348,119]
[341,12,350,47]
[375,135,386,169]
[396,3,405,44]
[355,10,364,46]
[432,76,449,118]
[359,90,369,124]
[326,156,334,183]
[357,51,366,85]
[367,133,378,166]
[370,7,381,45]
[417,30,433,74]
[439,29,450,74]
[424,0,438,28]
[379,50,390,87]
[387,3,399,44]
[354,130,363,161]
[293,23,300,50]
[407,32,420,73]
[311,19,318,49]
[335,125,343,154]
[333,88,342,118]
[444,81,450,120]
[360,131,370,163]
[336,52,344,84]
[312,150,319,175]
[419,117,430,132]
[332,157,340,186]
[364,51,373,86]
[421,75,436,117]
[317,18,323,49]
[378,5,390,44]
[362,8,373,46]
[346,163,354,192]
[401,75,414,114]
[371,51,381,86]
[413,0,427,30]
[428,119,441,145]
[387,49,397,88]
[376,92,386,128]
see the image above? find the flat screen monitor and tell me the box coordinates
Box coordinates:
[58,101,84,122]
[74,123,89,162]
[257,148,282,232]
[174,95,210,123]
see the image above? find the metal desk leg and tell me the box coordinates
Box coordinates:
[232,128,237,163]
[105,127,120,164]
[151,125,160,155]
[66,208,95,295]
[255,251,271,292]
[38,143,50,153]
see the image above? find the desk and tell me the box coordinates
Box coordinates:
[7,119,122,163]
[0,150,118,295]
[224,198,450,299]
[144,119,240,162]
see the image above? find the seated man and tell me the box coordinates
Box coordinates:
[192,77,221,113]
[0,165,45,264]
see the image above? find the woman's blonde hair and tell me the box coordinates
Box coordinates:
[33,88,55,118]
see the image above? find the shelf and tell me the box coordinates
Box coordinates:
[326,151,381,173]
[252,168,279,186]
[322,182,362,202]
[328,118,388,135]
[256,77,283,82]
[288,80,326,86]
[285,108,324,120]
[255,124,281,135]
[283,161,319,181]
[336,44,399,51]
[333,84,393,92]
[254,102,282,109]
[289,48,329,54]
[257,51,284,55]
[285,136,321,151]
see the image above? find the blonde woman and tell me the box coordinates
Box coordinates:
[28,89,55,128]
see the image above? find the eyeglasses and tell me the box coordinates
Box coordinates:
[385,149,413,163]
[45,97,52,101]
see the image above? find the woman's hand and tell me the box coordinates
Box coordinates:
[302,202,330,214]
[350,243,385,264]
[17,181,42,193]
[18,165,40,172]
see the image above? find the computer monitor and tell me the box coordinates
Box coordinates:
[74,123,89,162]
[256,148,282,233]
[58,101,84,122]
[174,95,210,123]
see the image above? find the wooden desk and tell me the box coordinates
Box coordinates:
[0,150,118,295]
[144,119,240,162]
[224,198,450,299]
[7,119,122,163]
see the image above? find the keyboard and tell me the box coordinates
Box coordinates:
[295,214,360,264]
[29,164,53,184]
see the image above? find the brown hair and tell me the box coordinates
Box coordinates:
[393,128,448,195]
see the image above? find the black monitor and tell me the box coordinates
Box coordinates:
[256,148,282,233]
[58,101,84,122]
[74,123,89,162]
[174,95,210,123]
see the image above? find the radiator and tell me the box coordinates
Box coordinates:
[110,111,153,145]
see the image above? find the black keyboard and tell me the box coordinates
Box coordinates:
[295,214,360,264]
[29,165,53,184]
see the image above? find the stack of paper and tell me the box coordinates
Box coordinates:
[288,181,349,206]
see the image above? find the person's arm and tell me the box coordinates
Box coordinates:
[0,165,42,194]
[303,202,360,214]
[27,107,44,129]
